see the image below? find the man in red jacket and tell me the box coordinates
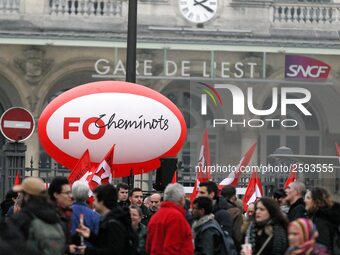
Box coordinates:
[146,183,194,255]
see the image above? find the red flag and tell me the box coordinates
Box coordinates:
[284,164,297,189]
[88,145,115,191]
[14,172,20,185]
[243,171,263,211]
[190,129,211,203]
[171,170,177,183]
[68,150,91,185]
[335,142,340,156]
[219,143,257,188]
[196,129,211,180]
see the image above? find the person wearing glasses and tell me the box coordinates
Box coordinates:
[48,176,74,253]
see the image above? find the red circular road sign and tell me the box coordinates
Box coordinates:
[0,107,35,142]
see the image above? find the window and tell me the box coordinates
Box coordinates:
[260,93,321,188]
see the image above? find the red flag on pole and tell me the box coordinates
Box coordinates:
[14,172,20,185]
[68,149,91,185]
[243,171,263,211]
[196,129,211,180]
[88,145,115,191]
[218,142,257,188]
[171,170,177,183]
[284,164,297,189]
[335,142,340,156]
[190,129,211,203]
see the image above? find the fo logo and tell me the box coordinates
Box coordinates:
[199,82,223,115]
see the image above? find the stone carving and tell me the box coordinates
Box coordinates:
[27,94,39,112]
[14,47,53,85]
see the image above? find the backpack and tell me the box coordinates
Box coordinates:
[27,214,65,255]
[201,222,238,255]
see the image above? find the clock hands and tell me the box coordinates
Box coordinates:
[193,0,214,13]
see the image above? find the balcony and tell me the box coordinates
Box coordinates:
[271,3,340,25]
[0,0,123,16]
[0,1,339,47]
[49,0,122,16]
[0,0,20,14]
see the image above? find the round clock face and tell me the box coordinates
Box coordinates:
[178,0,218,24]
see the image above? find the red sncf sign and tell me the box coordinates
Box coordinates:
[0,107,35,142]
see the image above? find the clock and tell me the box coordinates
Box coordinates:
[178,0,218,24]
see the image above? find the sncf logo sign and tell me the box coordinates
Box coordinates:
[285,55,331,80]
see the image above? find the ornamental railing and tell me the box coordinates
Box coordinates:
[0,0,20,14]
[49,0,123,16]
[272,3,340,24]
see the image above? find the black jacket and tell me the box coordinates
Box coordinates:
[85,207,137,255]
[309,202,340,251]
[194,219,223,255]
[287,197,306,222]
[117,200,130,209]
[212,197,233,235]
[247,221,288,255]
[140,204,151,226]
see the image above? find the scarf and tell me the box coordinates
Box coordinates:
[192,213,215,239]
[286,218,318,255]
[247,219,287,255]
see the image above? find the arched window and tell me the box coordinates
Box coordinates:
[163,86,218,186]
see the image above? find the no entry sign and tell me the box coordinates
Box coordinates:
[0,107,35,142]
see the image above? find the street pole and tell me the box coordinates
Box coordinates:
[124,0,137,187]
[125,0,137,84]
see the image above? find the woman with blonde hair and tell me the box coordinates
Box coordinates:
[285,218,330,255]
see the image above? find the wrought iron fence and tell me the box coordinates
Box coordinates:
[25,158,70,185]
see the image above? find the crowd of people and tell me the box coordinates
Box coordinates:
[0,177,339,255]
